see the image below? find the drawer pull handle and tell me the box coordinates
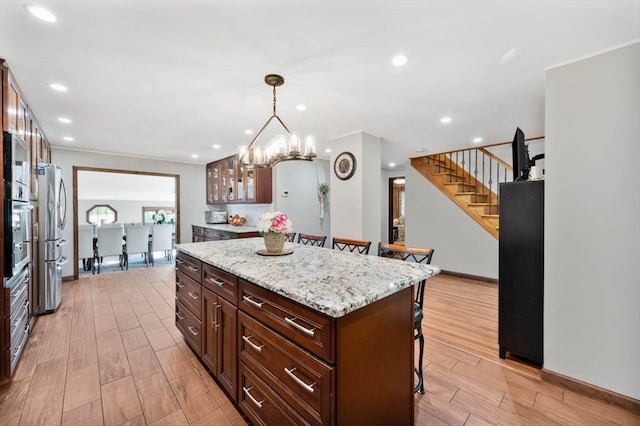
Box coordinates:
[242,295,264,309]
[284,367,315,393]
[176,281,185,289]
[176,312,185,320]
[187,326,199,336]
[187,265,199,272]
[284,317,315,337]
[242,335,264,352]
[188,291,199,300]
[208,277,225,287]
[243,386,264,408]
[175,259,184,264]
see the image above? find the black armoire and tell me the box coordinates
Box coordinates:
[498,180,544,364]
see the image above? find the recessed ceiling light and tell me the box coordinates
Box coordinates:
[58,117,71,123]
[296,104,306,111]
[473,137,483,143]
[24,4,57,22]
[325,148,331,153]
[212,144,220,149]
[415,147,425,153]
[440,116,452,124]
[244,129,253,135]
[49,83,67,92]
[191,154,199,159]
[63,136,74,142]
[392,54,409,67]
[389,162,396,167]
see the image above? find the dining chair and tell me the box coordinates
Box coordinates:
[284,232,296,243]
[297,233,327,247]
[124,224,150,270]
[151,224,174,265]
[378,242,435,394]
[332,237,372,254]
[96,226,125,274]
[78,225,95,274]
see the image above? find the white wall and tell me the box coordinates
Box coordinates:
[329,131,381,246]
[405,164,499,278]
[273,159,331,239]
[78,199,174,224]
[545,42,640,399]
[51,148,205,277]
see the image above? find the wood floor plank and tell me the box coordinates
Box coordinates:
[169,371,219,423]
[534,392,619,425]
[562,389,640,425]
[127,345,163,381]
[135,371,182,423]
[61,399,103,426]
[155,345,197,382]
[150,409,190,426]
[28,357,67,395]
[101,375,143,426]
[451,389,537,426]
[191,408,234,426]
[18,385,64,426]
[145,326,176,352]
[131,300,155,317]
[0,377,30,421]
[415,392,469,425]
[63,341,101,413]
[138,312,164,332]
[121,327,151,353]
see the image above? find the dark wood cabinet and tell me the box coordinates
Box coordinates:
[498,180,544,364]
[191,225,259,243]
[206,155,272,205]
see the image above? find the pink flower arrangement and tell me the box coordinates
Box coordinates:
[257,211,293,236]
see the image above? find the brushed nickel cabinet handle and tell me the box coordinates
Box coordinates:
[284,367,315,393]
[243,387,264,408]
[176,281,185,289]
[175,312,185,320]
[242,335,264,352]
[208,277,225,287]
[187,326,198,336]
[242,295,264,309]
[188,291,199,300]
[187,265,198,272]
[284,317,315,337]
[175,258,184,264]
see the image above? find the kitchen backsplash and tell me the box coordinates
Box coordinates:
[208,204,272,226]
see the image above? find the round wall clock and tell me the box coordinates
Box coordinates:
[334,151,357,180]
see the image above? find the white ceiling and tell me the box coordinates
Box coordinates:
[1,1,638,170]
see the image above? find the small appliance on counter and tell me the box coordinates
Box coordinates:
[205,210,228,224]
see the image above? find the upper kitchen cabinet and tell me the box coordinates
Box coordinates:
[206,155,272,205]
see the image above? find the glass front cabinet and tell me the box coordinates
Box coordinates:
[206,155,272,205]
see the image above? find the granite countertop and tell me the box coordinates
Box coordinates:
[192,223,259,234]
[175,238,440,318]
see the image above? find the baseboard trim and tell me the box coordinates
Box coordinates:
[62,275,74,282]
[541,368,640,414]
[440,270,498,284]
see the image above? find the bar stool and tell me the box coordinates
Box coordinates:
[378,242,435,394]
[332,237,371,254]
[297,233,327,247]
[284,232,296,243]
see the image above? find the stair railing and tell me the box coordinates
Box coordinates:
[424,137,544,213]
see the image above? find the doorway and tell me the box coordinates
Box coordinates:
[388,176,405,245]
[72,166,180,279]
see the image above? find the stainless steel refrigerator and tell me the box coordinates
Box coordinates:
[37,164,67,314]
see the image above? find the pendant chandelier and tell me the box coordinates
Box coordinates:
[239,74,316,168]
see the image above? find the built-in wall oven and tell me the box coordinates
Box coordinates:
[2,131,32,377]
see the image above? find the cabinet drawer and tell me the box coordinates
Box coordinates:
[176,270,201,317]
[176,300,202,355]
[239,280,334,363]
[203,263,238,304]
[175,252,202,283]
[239,312,333,426]
[239,361,309,426]
[192,226,204,237]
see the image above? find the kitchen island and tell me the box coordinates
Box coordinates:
[175,238,440,425]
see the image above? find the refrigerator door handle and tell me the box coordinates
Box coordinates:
[59,177,68,231]
[56,239,68,247]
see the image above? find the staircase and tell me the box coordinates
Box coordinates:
[410,145,513,239]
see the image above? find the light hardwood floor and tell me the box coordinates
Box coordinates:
[0,267,638,425]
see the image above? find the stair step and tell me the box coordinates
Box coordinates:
[468,203,499,215]
[444,182,476,191]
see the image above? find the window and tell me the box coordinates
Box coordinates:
[142,207,175,225]
[86,204,117,225]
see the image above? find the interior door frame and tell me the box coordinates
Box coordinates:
[387,175,405,244]
[72,166,180,280]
